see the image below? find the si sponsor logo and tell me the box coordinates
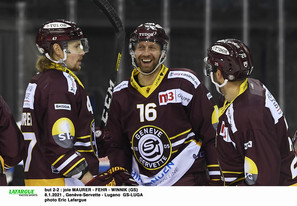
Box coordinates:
[52,118,75,148]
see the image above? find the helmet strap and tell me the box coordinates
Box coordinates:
[45,49,68,67]
[210,72,228,95]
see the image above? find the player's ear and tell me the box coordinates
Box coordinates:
[52,43,64,59]
[216,69,224,80]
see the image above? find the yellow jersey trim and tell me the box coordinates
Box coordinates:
[25,178,65,186]
[222,171,244,174]
[130,65,168,98]
[63,158,85,176]
[169,129,192,140]
[207,164,220,168]
[77,135,91,139]
[77,150,94,153]
[219,79,248,118]
[48,63,84,89]
[52,154,65,166]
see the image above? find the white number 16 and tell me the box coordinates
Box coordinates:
[137,103,157,122]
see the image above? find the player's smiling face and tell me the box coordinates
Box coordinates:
[134,41,161,73]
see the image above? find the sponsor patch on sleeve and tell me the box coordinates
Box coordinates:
[263,85,283,124]
[63,72,77,95]
[114,81,129,93]
[168,71,200,88]
[23,83,37,109]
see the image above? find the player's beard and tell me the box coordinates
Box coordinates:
[66,57,83,72]
[136,56,160,75]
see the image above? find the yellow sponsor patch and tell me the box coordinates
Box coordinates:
[244,156,258,185]
[52,118,75,148]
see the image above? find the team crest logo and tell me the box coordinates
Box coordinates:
[132,125,172,170]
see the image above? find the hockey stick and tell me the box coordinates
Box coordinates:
[92,0,125,128]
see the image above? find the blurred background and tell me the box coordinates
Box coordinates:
[0,0,297,133]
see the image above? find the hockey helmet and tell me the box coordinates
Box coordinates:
[204,39,253,81]
[36,19,88,55]
[129,23,169,55]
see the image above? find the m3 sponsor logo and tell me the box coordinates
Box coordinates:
[158,89,192,106]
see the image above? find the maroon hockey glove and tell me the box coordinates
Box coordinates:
[86,167,137,186]
[85,172,116,186]
[108,167,138,186]
[95,127,112,158]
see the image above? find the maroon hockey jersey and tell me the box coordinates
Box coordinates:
[21,63,99,186]
[0,96,24,185]
[214,78,297,186]
[107,65,221,186]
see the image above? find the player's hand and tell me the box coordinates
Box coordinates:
[108,167,138,186]
[0,155,4,175]
[85,171,116,186]
[95,127,112,158]
[86,166,138,186]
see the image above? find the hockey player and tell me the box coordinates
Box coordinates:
[105,23,221,186]
[21,19,136,186]
[0,96,24,186]
[204,38,297,186]
[21,19,97,186]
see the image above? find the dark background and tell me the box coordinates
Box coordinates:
[1,0,297,133]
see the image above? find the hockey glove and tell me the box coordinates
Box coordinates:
[108,167,138,186]
[95,127,112,158]
[85,171,116,186]
[86,167,138,186]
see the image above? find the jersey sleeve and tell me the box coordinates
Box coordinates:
[0,96,24,167]
[43,91,88,178]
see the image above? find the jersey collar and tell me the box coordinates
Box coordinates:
[48,63,84,89]
[218,78,248,117]
[130,65,168,98]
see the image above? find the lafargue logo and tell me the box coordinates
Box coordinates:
[132,125,172,170]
